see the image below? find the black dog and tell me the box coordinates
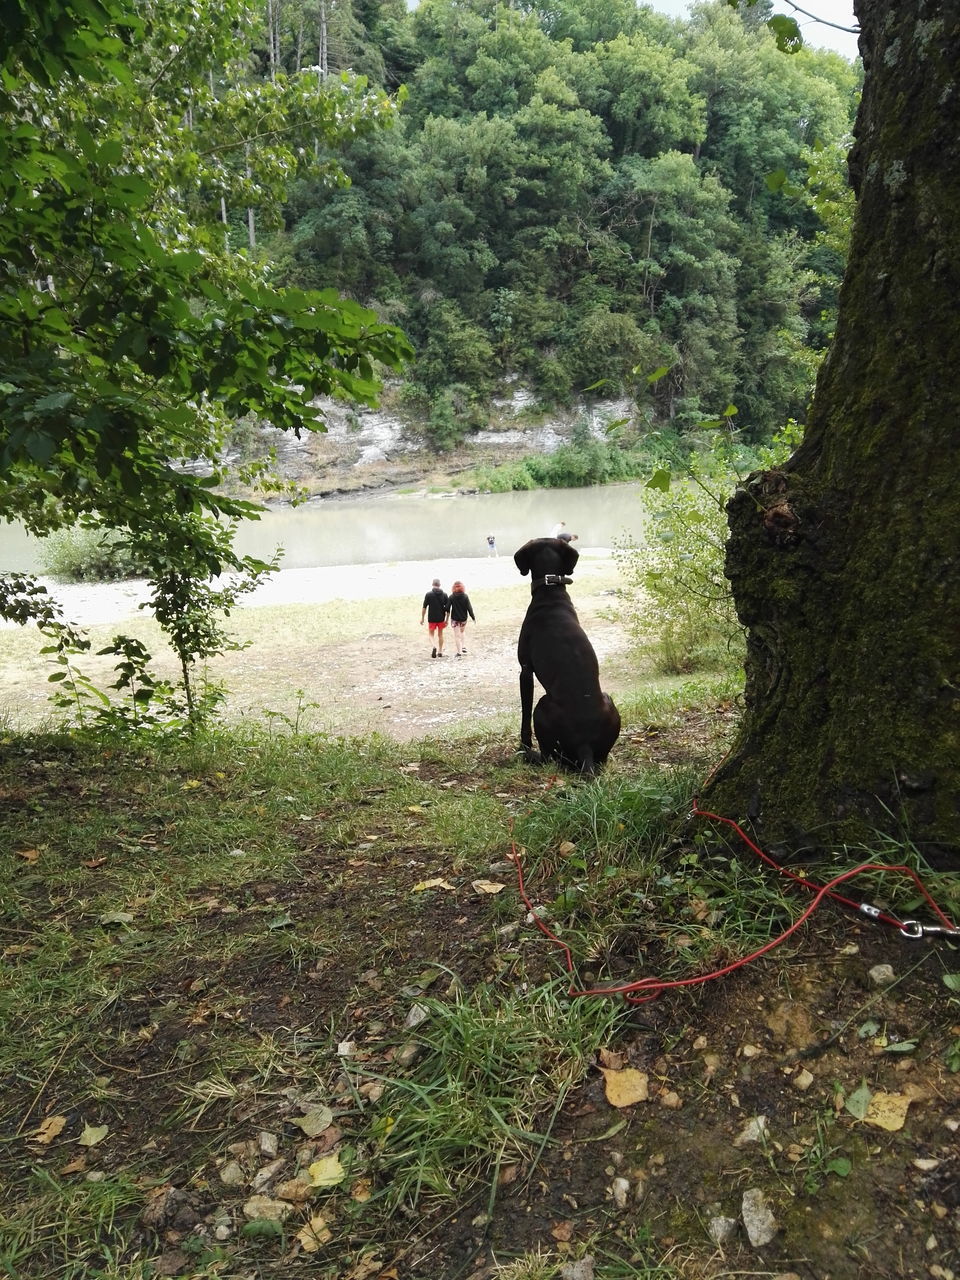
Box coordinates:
[514,537,621,774]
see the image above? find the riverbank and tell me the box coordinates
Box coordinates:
[0,551,637,739]
[10,549,618,629]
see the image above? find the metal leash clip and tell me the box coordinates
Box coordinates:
[899,919,960,940]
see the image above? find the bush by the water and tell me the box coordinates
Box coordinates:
[39,526,148,583]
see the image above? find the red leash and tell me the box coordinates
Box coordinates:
[510,798,959,1005]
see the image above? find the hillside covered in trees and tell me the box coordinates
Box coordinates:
[255,0,860,449]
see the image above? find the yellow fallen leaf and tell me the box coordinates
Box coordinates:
[17,848,40,864]
[600,1067,649,1108]
[863,1092,912,1131]
[471,879,506,895]
[308,1154,346,1187]
[351,1178,373,1202]
[412,878,456,892]
[31,1115,67,1145]
[296,1214,332,1252]
[180,779,202,791]
[77,1123,109,1147]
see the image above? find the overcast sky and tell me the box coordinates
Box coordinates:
[646,0,860,60]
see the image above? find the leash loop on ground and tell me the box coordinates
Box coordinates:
[510,795,959,1004]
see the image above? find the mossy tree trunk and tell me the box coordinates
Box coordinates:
[706,0,960,866]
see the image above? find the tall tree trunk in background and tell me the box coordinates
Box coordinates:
[706,0,960,867]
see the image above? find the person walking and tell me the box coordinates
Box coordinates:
[550,520,566,538]
[448,580,476,656]
[420,578,450,658]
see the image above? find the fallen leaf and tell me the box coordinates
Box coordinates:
[296,1213,332,1252]
[844,1081,873,1121]
[598,1048,626,1070]
[351,1178,373,1202]
[308,1154,346,1188]
[342,1255,386,1280]
[551,1219,576,1242]
[98,911,134,926]
[60,1155,87,1175]
[863,1091,913,1131]
[600,1067,649,1108]
[558,841,577,856]
[82,858,108,869]
[77,1122,109,1147]
[471,879,506,895]
[293,1105,333,1137]
[180,779,202,791]
[266,912,294,930]
[31,1115,67,1145]
[17,848,40,864]
[412,878,455,892]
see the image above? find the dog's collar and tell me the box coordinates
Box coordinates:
[532,573,573,588]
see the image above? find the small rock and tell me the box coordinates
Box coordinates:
[214,1222,233,1242]
[609,1177,631,1210]
[703,1053,721,1081]
[257,1131,279,1159]
[734,1116,769,1148]
[692,1035,708,1051]
[218,1160,246,1187]
[792,1069,815,1092]
[251,1158,285,1191]
[404,1002,429,1030]
[659,1090,683,1109]
[560,1257,595,1280]
[741,1188,778,1247]
[914,1158,941,1171]
[740,1043,762,1058]
[944,1118,959,1133]
[869,963,896,988]
[242,1194,292,1222]
[708,1216,738,1245]
[395,1040,422,1068]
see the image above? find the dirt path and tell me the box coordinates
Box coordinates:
[1,553,639,738]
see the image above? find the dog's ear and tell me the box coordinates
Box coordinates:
[514,541,534,576]
[560,540,579,574]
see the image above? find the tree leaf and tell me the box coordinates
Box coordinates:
[77,1122,109,1147]
[844,1080,872,1120]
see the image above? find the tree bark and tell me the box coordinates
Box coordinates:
[706,0,960,866]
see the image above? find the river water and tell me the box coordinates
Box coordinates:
[1,483,650,574]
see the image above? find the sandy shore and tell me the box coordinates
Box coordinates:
[18,548,617,628]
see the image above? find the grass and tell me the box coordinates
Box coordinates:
[3,677,956,1278]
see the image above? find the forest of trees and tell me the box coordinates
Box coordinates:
[259,0,860,447]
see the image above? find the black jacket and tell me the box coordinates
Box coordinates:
[422,588,449,623]
[448,591,475,624]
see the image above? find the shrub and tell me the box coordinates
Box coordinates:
[615,466,744,675]
[39,527,148,583]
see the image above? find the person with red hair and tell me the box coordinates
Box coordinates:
[448,580,476,657]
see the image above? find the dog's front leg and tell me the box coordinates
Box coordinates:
[519,664,540,761]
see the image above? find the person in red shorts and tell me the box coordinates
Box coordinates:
[420,577,450,658]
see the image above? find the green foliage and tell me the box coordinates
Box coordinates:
[617,471,744,675]
[272,0,859,435]
[39,526,149,583]
[615,424,799,673]
[0,0,415,716]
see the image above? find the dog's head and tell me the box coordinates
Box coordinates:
[514,537,579,579]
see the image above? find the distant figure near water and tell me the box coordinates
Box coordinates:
[486,533,498,556]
